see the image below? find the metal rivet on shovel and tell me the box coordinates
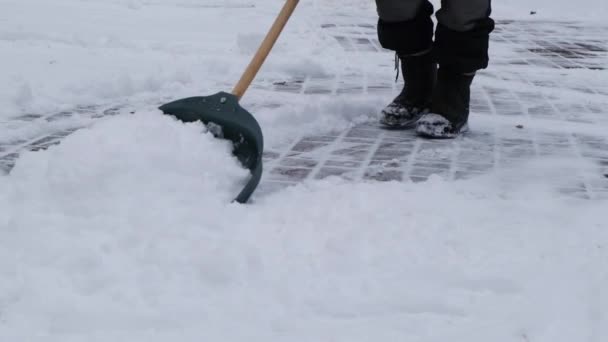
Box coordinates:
[159,0,300,204]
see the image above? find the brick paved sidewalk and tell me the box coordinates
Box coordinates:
[259,20,608,200]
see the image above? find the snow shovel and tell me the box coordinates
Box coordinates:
[159,0,299,204]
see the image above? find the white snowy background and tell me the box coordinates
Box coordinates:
[1,0,607,341]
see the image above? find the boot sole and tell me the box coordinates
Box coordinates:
[379,116,422,130]
[416,123,469,139]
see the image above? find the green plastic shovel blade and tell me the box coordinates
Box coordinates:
[159,92,263,204]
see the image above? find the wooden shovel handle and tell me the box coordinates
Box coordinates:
[232,0,299,100]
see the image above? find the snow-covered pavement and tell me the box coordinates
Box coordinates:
[259,19,608,200]
[1,1,607,341]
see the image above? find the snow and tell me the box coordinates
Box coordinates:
[1,0,608,341]
[2,121,607,340]
[2,152,608,341]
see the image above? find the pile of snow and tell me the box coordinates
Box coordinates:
[0,110,249,208]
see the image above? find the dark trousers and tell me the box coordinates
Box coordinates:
[376,0,495,73]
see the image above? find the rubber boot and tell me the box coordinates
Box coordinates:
[416,68,474,139]
[380,51,437,128]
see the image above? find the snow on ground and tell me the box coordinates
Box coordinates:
[1,111,607,341]
[1,0,608,341]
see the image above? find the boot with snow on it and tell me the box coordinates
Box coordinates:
[380,51,436,129]
[415,67,474,139]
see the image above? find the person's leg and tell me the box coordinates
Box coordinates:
[376,0,437,128]
[416,0,494,138]
[434,0,494,73]
[376,0,433,55]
